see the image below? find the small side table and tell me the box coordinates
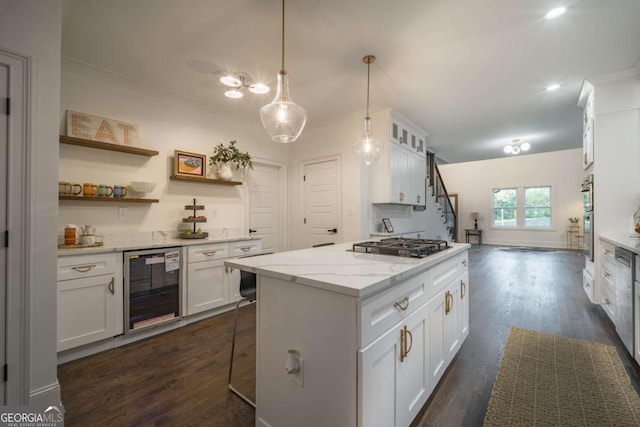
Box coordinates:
[567,225,582,250]
[465,228,482,245]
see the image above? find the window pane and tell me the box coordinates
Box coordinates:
[493,188,517,227]
[524,187,551,227]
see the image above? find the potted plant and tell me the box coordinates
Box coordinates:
[209,140,253,180]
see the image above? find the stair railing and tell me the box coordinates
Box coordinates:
[427,152,457,242]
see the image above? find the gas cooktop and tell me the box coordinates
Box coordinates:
[351,238,449,258]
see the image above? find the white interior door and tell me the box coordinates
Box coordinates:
[0,62,8,403]
[247,162,282,253]
[303,158,341,248]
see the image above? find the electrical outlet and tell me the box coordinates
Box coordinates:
[292,357,303,387]
[118,207,127,218]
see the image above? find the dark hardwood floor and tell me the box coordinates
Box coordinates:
[58,245,640,427]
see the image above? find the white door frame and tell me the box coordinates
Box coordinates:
[300,154,342,248]
[244,158,288,252]
[1,48,30,403]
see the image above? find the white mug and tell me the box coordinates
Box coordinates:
[81,235,96,246]
[83,225,96,235]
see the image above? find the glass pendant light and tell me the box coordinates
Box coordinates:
[354,55,383,165]
[260,0,307,143]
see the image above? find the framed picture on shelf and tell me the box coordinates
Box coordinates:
[174,150,206,178]
[382,218,394,233]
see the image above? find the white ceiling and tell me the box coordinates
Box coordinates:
[61,0,640,163]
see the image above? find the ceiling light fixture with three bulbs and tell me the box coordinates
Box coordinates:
[503,138,530,155]
[219,72,270,99]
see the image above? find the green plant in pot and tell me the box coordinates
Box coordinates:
[209,140,253,180]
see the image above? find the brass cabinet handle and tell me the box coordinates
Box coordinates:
[460,280,466,299]
[603,272,611,278]
[462,259,467,267]
[445,291,452,315]
[585,282,590,288]
[239,247,252,252]
[72,264,96,273]
[399,192,405,202]
[203,250,217,256]
[603,298,610,305]
[399,325,413,362]
[604,249,611,255]
[108,277,115,295]
[393,296,410,311]
[417,195,421,204]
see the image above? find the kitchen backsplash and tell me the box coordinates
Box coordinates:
[370,204,427,235]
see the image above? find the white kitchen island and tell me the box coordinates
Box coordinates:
[225,242,470,427]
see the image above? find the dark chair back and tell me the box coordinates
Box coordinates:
[238,252,272,300]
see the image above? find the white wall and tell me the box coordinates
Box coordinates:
[60,62,289,242]
[439,149,584,248]
[0,0,62,405]
[287,110,368,249]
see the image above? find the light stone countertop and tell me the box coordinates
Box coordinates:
[57,235,260,256]
[600,233,640,255]
[225,241,470,299]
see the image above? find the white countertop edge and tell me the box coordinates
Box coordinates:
[57,236,260,256]
[225,242,470,299]
[600,234,640,255]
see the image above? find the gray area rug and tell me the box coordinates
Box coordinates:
[483,327,640,426]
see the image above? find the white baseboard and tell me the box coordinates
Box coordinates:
[30,381,61,407]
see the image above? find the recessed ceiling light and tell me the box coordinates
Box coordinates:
[546,84,560,91]
[545,7,566,19]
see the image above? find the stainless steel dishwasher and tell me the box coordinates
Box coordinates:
[615,247,635,355]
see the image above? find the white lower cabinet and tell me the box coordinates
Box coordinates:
[57,253,123,351]
[360,302,430,427]
[186,259,228,314]
[357,251,469,427]
[429,270,469,388]
[186,240,261,315]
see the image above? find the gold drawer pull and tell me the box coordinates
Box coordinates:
[603,272,611,278]
[108,277,115,295]
[393,296,410,311]
[239,247,252,252]
[460,280,466,299]
[603,298,611,305]
[72,264,96,273]
[462,259,467,267]
[203,250,217,256]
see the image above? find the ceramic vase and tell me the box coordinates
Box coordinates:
[217,162,234,180]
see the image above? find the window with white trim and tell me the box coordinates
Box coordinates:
[524,186,551,227]
[493,188,517,227]
[492,186,553,228]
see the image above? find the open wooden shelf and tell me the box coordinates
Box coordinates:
[59,195,159,203]
[170,174,242,186]
[60,135,159,157]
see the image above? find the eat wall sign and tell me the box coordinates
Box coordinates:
[66,110,140,146]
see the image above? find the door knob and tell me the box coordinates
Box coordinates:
[328,228,338,233]
[249,229,257,234]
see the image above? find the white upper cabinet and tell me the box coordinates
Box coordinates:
[372,110,428,206]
